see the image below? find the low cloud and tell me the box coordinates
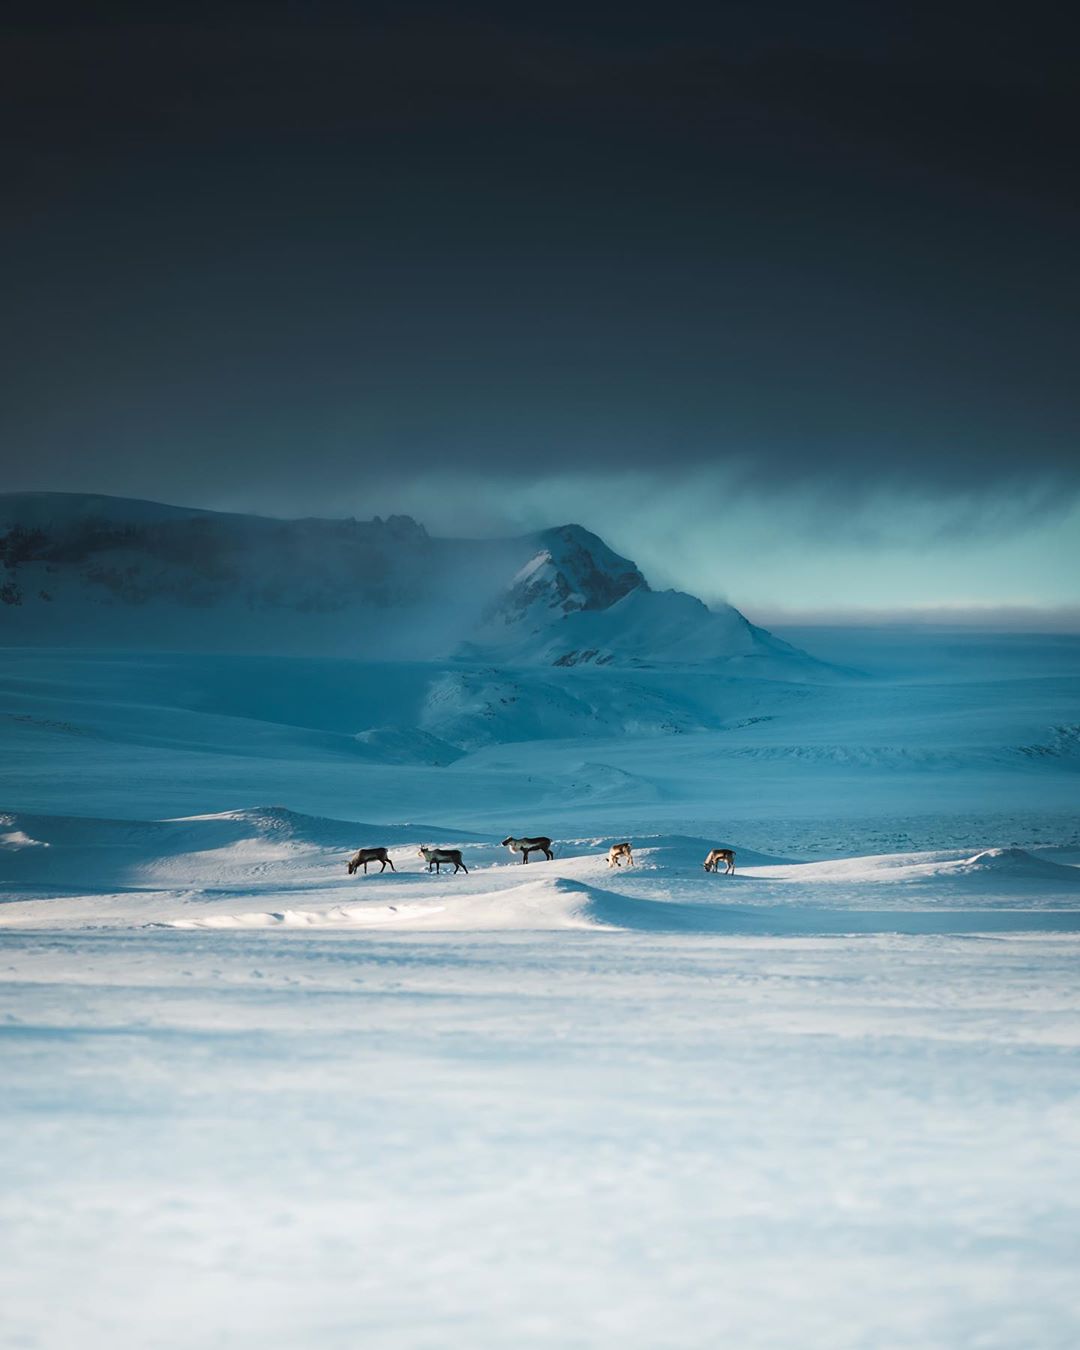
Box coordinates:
[751,603,1080,633]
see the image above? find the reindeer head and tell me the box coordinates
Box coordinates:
[347,858,357,875]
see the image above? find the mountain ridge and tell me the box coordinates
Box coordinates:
[0,491,822,674]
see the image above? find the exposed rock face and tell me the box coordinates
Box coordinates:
[486,525,647,628]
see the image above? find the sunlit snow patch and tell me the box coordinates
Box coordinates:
[0,829,49,850]
[169,877,622,932]
[957,846,1078,876]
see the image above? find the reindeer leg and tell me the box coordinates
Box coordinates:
[387,858,396,871]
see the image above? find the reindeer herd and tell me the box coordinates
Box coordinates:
[346,837,735,878]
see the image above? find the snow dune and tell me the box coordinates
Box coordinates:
[0,805,482,890]
[168,872,1080,937]
[172,876,608,932]
[3,805,1079,932]
[751,845,1080,889]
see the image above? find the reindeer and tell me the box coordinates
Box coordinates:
[502,835,554,864]
[703,848,736,875]
[606,842,634,867]
[347,847,396,875]
[418,845,468,875]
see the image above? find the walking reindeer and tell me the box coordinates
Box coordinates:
[418,845,469,874]
[347,847,396,875]
[502,835,554,863]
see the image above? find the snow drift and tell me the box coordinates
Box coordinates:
[4,803,1080,933]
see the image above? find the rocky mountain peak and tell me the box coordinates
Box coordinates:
[490,524,647,628]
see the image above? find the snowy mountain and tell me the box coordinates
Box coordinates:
[0,490,439,614]
[488,524,647,623]
[0,492,818,674]
[467,524,806,670]
[0,492,497,657]
[459,522,816,672]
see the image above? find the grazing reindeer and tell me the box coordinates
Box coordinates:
[502,835,554,864]
[347,847,396,875]
[607,842,634,868]
[418,845,468,875]
[703,848,736,875]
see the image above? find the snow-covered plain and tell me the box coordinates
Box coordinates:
[3,509,1080,1345]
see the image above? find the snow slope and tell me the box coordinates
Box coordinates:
[465,579,815,672]
[3,640,1077,828]
[461,521,822,671]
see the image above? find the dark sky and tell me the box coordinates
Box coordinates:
[2,2,1079,610]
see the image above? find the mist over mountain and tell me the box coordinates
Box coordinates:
[0,492,816,674]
